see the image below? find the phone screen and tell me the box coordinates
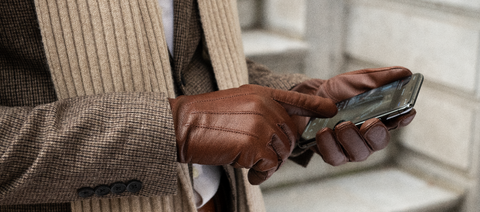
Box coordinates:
[300,73,423,142]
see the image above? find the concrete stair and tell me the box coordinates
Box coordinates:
[261,168,461,212]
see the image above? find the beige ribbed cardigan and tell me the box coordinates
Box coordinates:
[33,0,264,211]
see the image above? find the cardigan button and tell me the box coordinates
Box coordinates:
[111,182,127,194]
[95,185,111,196]
[126,180,143,193]
[78,187,95,198]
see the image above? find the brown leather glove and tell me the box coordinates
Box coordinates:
[291,66,417,166]
[169,84,337,184]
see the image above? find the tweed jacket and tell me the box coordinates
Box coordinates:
[0,0,309,211]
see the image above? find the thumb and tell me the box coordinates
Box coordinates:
[270,88,337,118]
[318,66,412,102]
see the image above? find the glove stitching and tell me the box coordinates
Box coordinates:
[184,93,256,106]
[185,124,259,139]
[191,111,264,116]
[277,123,294,147]
[269,136,285,171]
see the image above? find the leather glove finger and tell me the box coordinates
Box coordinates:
[312,119,390,166]
[290,79,325,133]
[384,109,417,130]
[312,127,348,166]
[269,85,337,118]
[247,131,292,185]
[317,66,412,103]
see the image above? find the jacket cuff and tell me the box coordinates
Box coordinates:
[0,92,177,204]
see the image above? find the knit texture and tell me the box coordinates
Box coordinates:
[34,0,176,99]
[198,0,249,89]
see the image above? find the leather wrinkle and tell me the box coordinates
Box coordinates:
[277,123,295,153]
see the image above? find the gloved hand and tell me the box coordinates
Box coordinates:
[290,66,417,166]
[168,84,337,185]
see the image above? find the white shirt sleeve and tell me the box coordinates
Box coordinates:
[158,0,175,55]
[192,164,222,208]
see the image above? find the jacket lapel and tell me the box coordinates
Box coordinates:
[173,0,201,77]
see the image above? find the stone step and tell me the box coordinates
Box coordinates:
[262,168,461,212]
[242,30,308,74]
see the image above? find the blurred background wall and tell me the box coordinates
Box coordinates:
[237,0,480,211]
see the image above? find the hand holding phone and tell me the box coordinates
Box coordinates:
[298,73,423,150]
[288,67,420,166]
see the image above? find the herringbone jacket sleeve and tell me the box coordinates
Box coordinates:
[0,93,177,205]
[246,59,311,91]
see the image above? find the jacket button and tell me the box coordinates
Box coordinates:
[95,185,111,196]
[78,187,95,198]
[111,182,127,194]
[126,180,142,193]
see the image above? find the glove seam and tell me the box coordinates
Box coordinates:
[269,141,285,172]
[184,92,256,106]
[191,111,264,116]
[185,124,259,139]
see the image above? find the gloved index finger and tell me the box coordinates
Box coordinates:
[270,88,338,118]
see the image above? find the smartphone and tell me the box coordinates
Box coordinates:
[296,73,424,149]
